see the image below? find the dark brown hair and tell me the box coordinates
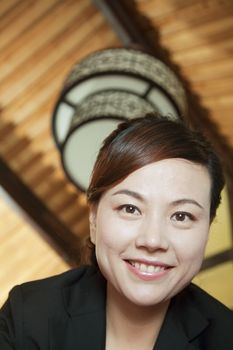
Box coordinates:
[85,113,225,264]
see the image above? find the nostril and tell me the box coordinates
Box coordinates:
[135,235,169,252]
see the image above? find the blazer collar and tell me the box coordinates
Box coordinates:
[49,267,209,350]
[49,267,107,350]
[64,267,106,317]
[155,286,209,350]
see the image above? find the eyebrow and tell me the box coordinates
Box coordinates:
[112,191,204,209]
[171,199,204,210]
[112,189,144,201]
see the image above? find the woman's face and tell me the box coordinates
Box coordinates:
[89,158,211,307]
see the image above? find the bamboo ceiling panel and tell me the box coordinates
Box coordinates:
[0,189,69,307]
[138,0,233,147]
[0,0,120,240]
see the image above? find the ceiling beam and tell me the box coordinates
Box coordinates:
[92,0,154,50]
[201,249,233,271]
[0,156,80,267]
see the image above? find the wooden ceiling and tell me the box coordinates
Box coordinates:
[139,0,233,140]
[0,0,232,267]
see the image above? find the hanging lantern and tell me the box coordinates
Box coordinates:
[52,47,187,191]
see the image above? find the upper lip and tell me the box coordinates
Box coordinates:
[125,258,174,268]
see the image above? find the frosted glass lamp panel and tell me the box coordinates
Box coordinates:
[55,103,74,144]
[148,88,178,118]
[64,119,120,189]
[66,75,148,104]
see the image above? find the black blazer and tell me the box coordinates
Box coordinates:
[0,266,233,349]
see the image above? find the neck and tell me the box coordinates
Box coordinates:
[106,283,170,350]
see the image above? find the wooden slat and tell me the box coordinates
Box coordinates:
[194,78,233,97]
[162,16,233,52]
[0,122,15,139]
[1,13,115,112]
[0,0,19,17]
[0,156,82,264]
[182,57,232,81]
[204,95,233,109]
[172,38,233,64]
[150,10,233,36]
[0,0,59,50]
[0,0,33,30]
[0,198,69,306]
[138,0,233,21]
[0,0,91,83]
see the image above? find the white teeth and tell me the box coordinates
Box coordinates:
[147,265,155,273]
[130,261,165,273]
[140,263,147,272]
[154,266,163,273]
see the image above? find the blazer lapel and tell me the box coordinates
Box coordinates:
[49,268,107,350]
[154,286,209,350]
[154,305,198,350]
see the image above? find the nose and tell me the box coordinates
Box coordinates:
[135,218,169,252]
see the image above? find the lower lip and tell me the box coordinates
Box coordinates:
[126,261,171,281]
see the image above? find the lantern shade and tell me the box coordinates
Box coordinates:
[52,48,187,191]
[62,117,121,191]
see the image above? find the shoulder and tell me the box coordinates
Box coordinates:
[171,284,233,349]
[187,283,233,322]
[0,266,99,348]
[14,265,89,293]
[1,266,97,321]
[6,265,96,312]
[180,283,233,347]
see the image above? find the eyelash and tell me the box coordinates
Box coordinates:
[171,211,196,222]
[116,206,196,224]
[117,204,141,215]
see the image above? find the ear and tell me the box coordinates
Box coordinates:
[89,205,97,245]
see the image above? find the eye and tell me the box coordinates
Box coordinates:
[118,204,141,216]
[171,212,195,223]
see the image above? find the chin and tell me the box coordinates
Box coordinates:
[122,289,170,308]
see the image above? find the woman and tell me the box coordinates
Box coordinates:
[1,113,233,349]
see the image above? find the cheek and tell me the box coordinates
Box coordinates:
[173,228,209,263]
[95,217,124,250]
[95,213,137,253]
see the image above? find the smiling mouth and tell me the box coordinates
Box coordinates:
[127,260,170,274]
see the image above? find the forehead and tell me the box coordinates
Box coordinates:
[104,158,211,203]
